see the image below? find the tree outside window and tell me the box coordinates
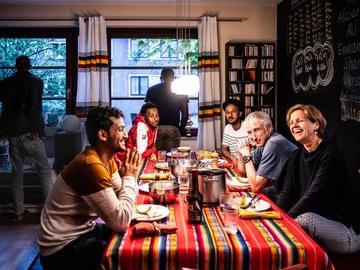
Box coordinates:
[0,38,67,126]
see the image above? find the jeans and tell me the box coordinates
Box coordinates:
[9,133,52,214]
[40,224,117,270]
[156,125,181,152]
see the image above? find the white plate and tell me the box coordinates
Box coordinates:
[226,177,250,188]
[154,162,169,170]
[133,204,170,221]
[166,152,189,158]
[244,198,271,212]
[139,183,150,193]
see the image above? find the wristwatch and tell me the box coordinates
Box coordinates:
[242,155,252,164]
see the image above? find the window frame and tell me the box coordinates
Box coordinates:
[0,27,78,114]
[129,75,149,96]
[107,28,198,136]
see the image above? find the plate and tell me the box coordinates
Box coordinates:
[226,177,250,188]
[166,152,189,158]
[154,162,169,170]
[217,158,228,164]
[243,198,271,212]
[133,204,170,221]
[139,183,150,193]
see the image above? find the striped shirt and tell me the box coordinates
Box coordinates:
[222,123,248,157]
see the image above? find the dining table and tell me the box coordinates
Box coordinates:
[101,156,334,270]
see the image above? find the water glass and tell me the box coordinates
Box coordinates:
[223,206,238,234]
[157,150,166,162]
[178,174,189,193]
[219,193,233,210]
[171,148,178,160]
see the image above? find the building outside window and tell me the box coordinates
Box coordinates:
[110,30,198,131]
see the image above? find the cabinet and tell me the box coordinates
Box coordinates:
[225,42,276,125]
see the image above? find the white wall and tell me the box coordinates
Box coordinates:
[0,2,277,147]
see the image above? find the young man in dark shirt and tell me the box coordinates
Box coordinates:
[0,55,52,221]
[145,68,189,152]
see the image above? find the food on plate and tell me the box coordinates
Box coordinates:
[139,172,170,180]
[239,194,247,208]
[237,176,249,183]
[177,146,191,152]
[150,153,157,162]
[196,150,219,160]
[154,162,169,170]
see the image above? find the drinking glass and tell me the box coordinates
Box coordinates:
[223,206,238,234]
[157,150,166,162]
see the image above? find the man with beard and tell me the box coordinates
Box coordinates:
[125,102,159,159]
[38,106,141,270]
[221,99,247,164]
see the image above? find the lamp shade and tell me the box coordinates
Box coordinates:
[62,115,81,133]
[171,75,200,96]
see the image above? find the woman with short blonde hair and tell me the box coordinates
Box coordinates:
[277,104,360,254]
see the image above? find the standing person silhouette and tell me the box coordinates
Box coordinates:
[0,55,52,221]
[145,68,189,152]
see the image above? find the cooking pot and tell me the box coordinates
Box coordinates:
[187,168,226,204]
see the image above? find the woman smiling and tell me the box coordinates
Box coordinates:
[276,104,360,254]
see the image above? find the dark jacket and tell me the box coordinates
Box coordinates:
[0,70,44,137]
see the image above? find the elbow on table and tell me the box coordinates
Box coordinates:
[107,213,133,232]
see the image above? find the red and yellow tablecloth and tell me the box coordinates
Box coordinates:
[101,159,334,270]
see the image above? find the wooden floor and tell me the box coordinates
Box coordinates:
[0,212,41,270]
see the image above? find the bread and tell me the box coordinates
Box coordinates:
[177,146,191,153]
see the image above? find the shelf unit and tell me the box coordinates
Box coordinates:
[225,42,276,125]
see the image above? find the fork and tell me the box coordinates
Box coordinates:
[249,196,261,210]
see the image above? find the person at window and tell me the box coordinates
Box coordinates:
[237,111,297,200]
[221,99,247,164]
[38,106,141,269]
[124,102,159,159]
[145,67,189,152]
[0,55,52,222]
[277,104,360,254]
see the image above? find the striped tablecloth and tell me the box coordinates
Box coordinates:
[101,160,334,270]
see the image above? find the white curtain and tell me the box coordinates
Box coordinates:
[196,16,221,151]
[76,16,109,117]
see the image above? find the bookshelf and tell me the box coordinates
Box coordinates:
[225,42,276,125]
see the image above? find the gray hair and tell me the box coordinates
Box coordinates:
[243,111,273,130]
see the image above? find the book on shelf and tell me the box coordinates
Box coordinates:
[229,71,238,81]
[260,45,274,56]
[244,44,259,56]
[230,83,239,94]
[261,71,274,82]
[261,84,274,95]
[245,59,258,69]
[260,59,274,69]
[231,59,243,69]
[245,70,256,81]
[245,83,255,94]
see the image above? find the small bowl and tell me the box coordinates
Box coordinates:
[168,159,199,177]
[149,180,180,204]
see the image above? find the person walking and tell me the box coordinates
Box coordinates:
[0,55,52,221]
[145,68,189,152]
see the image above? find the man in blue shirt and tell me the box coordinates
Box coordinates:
[237,111,297,200]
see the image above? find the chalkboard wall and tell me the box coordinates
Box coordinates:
[277,0,359,202]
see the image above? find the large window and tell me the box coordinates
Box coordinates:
[0,28,77,127]
[109,29,199,132]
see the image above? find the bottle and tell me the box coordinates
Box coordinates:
[187,169,203,224]
[185,115,193,137]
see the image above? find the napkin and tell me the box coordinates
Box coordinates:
[217,162,233,169]
[139,173,170,180]
[227,185,250,192]
[132,222,177,236]
[239,211,281,219]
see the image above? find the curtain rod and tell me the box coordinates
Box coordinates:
[0,17,247,23]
